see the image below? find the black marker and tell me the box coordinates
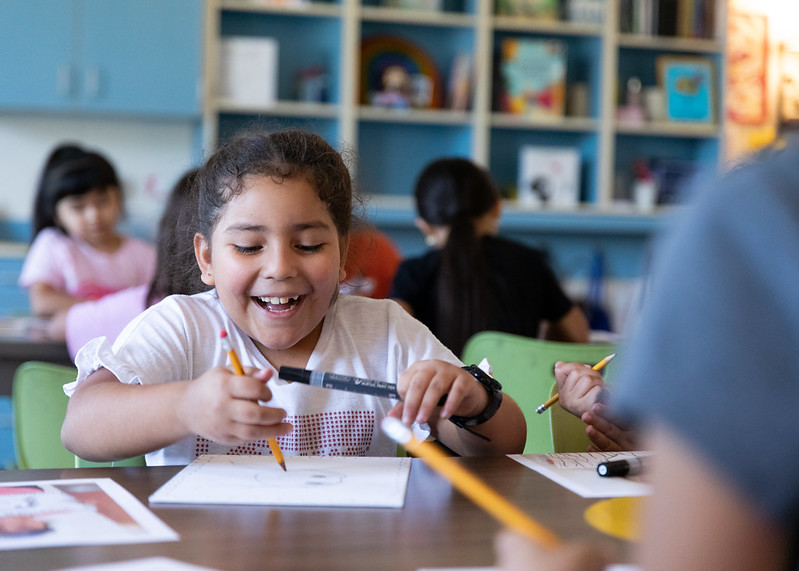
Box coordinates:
[596,456,648,478]
[279,366,448,406]
[279,367,401,399]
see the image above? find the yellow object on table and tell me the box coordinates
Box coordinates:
[584,496,646,541]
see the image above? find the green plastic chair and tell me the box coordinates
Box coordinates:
[12,361,77,469]
[548,382,593,453]
[461,331,616,454]
[11,360,145,469]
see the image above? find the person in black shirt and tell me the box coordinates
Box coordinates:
[390,157,589,356]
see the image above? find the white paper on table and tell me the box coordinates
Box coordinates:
[56,557,220,571]
[0,478,178,551]
[509,452,653,498]
[148,454,412,508]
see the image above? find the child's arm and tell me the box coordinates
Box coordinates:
[543,305,591,343]
[61,366,292,462]
[391,360,527,456]
[28,282,80,317]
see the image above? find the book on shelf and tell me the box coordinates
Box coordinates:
[241,0,310,8]
[447,53,473,111]
[650,157,697,205]
[618,0,716,38]
[517,145,581,208]
[380,0,443,11]
[497,37,567,118]
[658,55,715,123]
[495,0,560,18]
[565,0,604,24]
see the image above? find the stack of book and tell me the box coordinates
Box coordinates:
[618,0,717,39]
[495,0,560,18]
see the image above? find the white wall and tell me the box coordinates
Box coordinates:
[0,114,200,240]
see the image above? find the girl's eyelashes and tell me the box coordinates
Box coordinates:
[233,244,261,254]
[231,243,323,254]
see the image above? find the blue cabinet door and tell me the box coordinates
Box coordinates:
[0,1,78,110]
[81,0,203,117]
[0,0,202,117]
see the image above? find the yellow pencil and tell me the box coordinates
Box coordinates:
[536,353,616,414]
[381,417,561,548]
[220,330,286,471]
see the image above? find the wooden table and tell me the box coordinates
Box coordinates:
[1,456,632,570]
[0,317,72,396]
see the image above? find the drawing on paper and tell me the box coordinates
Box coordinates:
[254,469,345,487]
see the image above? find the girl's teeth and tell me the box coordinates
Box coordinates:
[262,296,293,304]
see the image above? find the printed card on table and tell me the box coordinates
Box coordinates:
[0,478,177,551]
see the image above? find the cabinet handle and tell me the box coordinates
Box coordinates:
[84,65,101,99]
[57,64,74,99]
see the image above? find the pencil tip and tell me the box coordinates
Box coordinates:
[279,461,287,472]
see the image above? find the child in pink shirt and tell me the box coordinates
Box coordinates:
[18,144,155,328]
[64,169,209,358]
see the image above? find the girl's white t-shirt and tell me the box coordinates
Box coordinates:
[67,290,461,465]
[19,227,156,300]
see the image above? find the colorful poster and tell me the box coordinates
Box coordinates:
[726,12,768,125]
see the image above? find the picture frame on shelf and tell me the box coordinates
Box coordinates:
[360,35,442,110]
[517,145,581,208]
[658,56,715,123]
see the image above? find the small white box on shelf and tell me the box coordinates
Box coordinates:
[219,36,279,107]
[517,146,581,208]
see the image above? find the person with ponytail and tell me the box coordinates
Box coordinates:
[390,157,589,356]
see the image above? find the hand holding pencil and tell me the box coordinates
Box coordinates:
[220,330,287,471]
[536,353,616,415]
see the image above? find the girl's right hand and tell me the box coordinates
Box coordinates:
[176,366,292,444]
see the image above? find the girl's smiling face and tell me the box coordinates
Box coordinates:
[195,174,346,366]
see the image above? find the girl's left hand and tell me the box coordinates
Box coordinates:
[582,402,638,452]
[390,360,488,426]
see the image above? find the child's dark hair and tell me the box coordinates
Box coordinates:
[414,157,501,354]
[195,129,353,241]
[32,145,122,240]
[146,169,211,307]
